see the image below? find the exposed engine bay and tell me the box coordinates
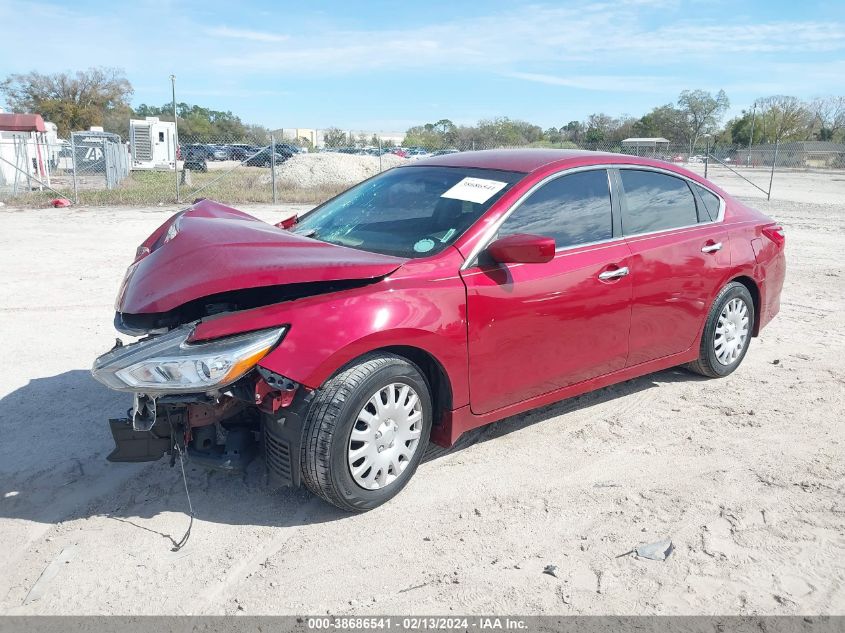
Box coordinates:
[114,277,378,336]
[94,198,409,488]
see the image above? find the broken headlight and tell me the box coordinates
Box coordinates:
[92,324,285,393]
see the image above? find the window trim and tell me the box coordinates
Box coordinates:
[462,163,726,269]
[461,166,619,269]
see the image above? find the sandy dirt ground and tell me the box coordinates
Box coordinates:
[0,172,843,616]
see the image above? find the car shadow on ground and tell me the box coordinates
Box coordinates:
[0,366,708,532]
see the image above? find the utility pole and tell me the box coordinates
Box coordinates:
[748,102,757,167]
[171,75,180,203]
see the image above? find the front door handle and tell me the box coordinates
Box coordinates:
[701,242,723,253]
[598,266,629,281]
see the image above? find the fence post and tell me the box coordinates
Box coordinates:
[767,139,779,201]
[70,133,79,204]
[171,75,180,203]
[378,137,382,172]
[270,134,277,204]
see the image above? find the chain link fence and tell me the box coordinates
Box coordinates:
[1,131,843,207]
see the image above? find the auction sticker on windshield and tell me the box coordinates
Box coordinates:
[441,177,508,204]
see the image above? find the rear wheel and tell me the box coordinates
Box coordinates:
[686,281,754,378]
[300,353,432,512]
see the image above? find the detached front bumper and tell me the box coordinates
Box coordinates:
[100,368,312,488]
[107,417,172,463]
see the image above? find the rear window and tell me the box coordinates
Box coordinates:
[620,170,698,235]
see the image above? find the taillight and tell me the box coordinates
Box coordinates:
[762,225,785,248]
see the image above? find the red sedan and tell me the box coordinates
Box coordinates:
[92,150,786,511]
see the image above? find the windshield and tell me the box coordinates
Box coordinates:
[293,166,523,258]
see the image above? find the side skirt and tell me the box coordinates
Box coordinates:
[431,347,699,447]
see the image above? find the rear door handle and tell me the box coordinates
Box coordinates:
[701,242,723,253]
[598,266,629,281]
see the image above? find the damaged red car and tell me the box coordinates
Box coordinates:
[92,150,786,511]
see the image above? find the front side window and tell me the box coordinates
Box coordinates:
[293,166,522,258]
[620,170,698,234]
[497,169,612,249]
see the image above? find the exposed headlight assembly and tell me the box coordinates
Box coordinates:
[92,324,285,394]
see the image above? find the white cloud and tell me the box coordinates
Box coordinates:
[205,26,288,43]
[210,5,845,75]
[504,71,679,93]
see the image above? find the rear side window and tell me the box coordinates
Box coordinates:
[498,169,612,249]
[619,170,698,234]
[692,183,721,221]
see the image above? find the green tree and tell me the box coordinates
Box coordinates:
[754,95,811,142]
[322,127,347,148]
[561,121,584,144]
[0,66,133,137]
[677,89,730,152]
[402,120,458,149]
[808,96,845,141]
[725,112,754,146]
[134,102,252,141]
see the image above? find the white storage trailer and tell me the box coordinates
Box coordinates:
[130,117,176,170]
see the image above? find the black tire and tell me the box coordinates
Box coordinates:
[686,281,755,378]
[300,353,433,512]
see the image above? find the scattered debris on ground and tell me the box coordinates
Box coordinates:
[636,540,674,561]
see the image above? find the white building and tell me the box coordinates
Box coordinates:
[279,128,405,148]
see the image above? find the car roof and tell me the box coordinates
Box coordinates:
[407,148,663,174]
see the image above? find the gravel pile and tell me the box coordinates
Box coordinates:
[262,153,407,189]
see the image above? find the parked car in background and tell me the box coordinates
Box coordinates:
[331,146,362,155]
[244,146,294,167]
[273,142,306,155]
[181,144,213,161]
[93,149,785,512]
[182,145,208,172]
[432,148,460,157]
[229,144,262,161]
[208,144,232,161]
[406,147,430,160]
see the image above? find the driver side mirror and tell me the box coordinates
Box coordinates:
[487,233,555,264]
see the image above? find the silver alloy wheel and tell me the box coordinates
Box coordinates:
[347,382,424,490]
[714,297,750,365]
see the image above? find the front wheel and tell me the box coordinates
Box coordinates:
[686,281,755,378]
[300,353,432,512]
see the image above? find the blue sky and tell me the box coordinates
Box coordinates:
[1,0,843,132]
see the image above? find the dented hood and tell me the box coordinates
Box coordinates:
[117,200,405,314]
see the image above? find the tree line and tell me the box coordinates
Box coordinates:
[2,67,843,151]
[402,91,845,151]
[0,67,273,143]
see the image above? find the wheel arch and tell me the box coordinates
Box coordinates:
[729,274,762,336]
[375,345,454,428]
[318,344,455,431]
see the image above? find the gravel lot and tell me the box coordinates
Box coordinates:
[0,173,843,615]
